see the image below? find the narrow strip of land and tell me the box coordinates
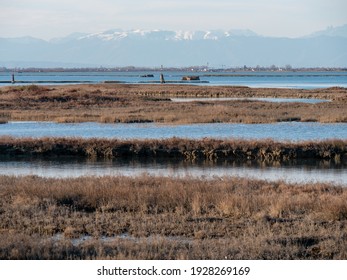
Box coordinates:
[0,137,346,162]
[0,84,346,123]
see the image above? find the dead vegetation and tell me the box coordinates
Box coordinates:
[0,112,10,124]
[0,175,346,259]
[0,137,346,162]
[0,84,346,123]
[0,84,346,260]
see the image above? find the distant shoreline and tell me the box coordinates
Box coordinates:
[1,67,347,73]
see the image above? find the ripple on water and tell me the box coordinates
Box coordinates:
[1,121,347,141]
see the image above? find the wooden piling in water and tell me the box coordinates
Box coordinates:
[160,73,165,84]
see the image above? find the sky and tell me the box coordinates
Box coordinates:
[0,0,346,40]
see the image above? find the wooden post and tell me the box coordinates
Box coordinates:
[11,73,15,84]
[160,73,165,84]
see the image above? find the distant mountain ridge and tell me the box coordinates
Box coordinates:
[74,29,259,42]
[1,25,346,68]
[308,25,347,38]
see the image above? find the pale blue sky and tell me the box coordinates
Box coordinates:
[0,0,346,39]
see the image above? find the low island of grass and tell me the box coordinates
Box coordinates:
[0,84,346,124]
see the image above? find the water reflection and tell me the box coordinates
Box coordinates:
[0,157,346,186]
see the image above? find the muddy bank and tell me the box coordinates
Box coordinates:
[0,137,346,163]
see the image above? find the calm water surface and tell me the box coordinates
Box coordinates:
[171,97,329,104]
[1,122,346,141]
[1,71,345,184]
[1,71,347,89]
[0,158,345,186]
[1,122,346,185]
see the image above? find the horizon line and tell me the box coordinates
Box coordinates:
[1,23,347,41]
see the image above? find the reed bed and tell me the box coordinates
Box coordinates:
[0,84,346,123]
[0,137,346,162]
[0,112,10,124]
[1,84,346,260]
[0,175,346,260]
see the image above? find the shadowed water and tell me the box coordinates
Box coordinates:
[0,158,345,186]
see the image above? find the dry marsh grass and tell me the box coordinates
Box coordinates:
[0,137,346,162]
[0,84,346,123]
[0,175,346,260]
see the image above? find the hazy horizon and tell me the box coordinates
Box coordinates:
[1,0,346,40]
[1,1,346,68]
[1,25,347,41]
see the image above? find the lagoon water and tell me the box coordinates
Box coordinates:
[1,121,346,185]
[1,121,347,141]
[171,97,329,104]
[0,158,346,186]
[1,71,347,89]
[1,71,346,183]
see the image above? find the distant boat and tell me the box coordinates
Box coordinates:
[140,74,154,78]
[182,75,200,81]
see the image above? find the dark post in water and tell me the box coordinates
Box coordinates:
[11,73,15,84]
[160,73,165,84]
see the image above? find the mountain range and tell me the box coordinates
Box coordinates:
[1,25,346,68]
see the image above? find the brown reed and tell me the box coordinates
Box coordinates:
[0,84,346,123]
[0,175,346,259]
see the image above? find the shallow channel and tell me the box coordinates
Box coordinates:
[0,158,346,186]
[1,122,347,141]
[171,97,329,104]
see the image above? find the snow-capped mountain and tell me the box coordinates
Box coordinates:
[76,29,258,42]
[0,26,346,68]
